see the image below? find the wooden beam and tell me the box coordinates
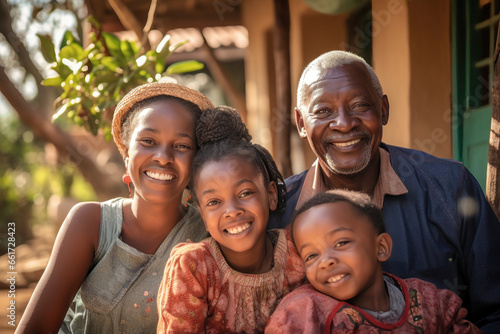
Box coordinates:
[273,0,292,177]
[108,0,150,49]
[200,31,248,122]
[85,12,241,33]
[487,22,500,220]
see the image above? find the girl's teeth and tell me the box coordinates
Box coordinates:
[334,139,361,147]
[146,171,174,181]
[327,274,346,283]
[226,222,251,235]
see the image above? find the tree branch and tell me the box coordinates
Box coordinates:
[0,64,122,200]
[200,30,248,121]
[108,0,151,49]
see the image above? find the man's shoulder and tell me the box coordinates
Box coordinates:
[383,143,462,167]
[284,169,308,187]
[382,143,466,179]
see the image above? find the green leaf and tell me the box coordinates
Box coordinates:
[87,16,101,30]
[42,77,63,87]
[155,57,165,73]
[156,35,172,58]
[165,60,204,75]
[102,32,123,59]
[37,34,57,63]
[101,57,120,72]
[121,40,137,59]
[60,30,77,49]
[52,103,69,122]
[170,40,188,53]
[60,43,85,60]
[52,62,72,80]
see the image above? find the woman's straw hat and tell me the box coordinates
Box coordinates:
[112,82,214,157]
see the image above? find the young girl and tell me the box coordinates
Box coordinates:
[16,82,213,334]
[157,106,305,333]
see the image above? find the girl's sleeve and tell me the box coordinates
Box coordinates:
[157,243,216,333]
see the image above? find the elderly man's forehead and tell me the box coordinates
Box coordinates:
[302,62,367,87]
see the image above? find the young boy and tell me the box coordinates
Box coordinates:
[265,190,480,333]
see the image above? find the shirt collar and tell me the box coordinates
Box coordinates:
[296,147,408,209]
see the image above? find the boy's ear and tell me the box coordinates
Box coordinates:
[377,233,392,263]
[267,181,278,211]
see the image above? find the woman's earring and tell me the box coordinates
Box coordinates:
[122,173,132,198]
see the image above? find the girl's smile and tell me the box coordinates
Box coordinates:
[195,156,278,273]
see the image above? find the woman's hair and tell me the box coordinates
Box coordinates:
[291,189,386,238]
[121,95,202,149]
[189,106,286,212]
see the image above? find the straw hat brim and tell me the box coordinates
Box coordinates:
[112,82,214,157]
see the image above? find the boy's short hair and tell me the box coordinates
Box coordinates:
[291,189,386,239]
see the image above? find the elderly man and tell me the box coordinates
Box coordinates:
[269,50,500,332]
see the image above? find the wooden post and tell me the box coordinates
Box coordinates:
[273,0,293,178]
[488,22,500,220]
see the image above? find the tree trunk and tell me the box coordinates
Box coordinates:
[0,65,123,200]
[0,0,56,117]
[273,0,292,178]
[488,23,500,220]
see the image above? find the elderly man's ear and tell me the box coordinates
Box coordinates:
[295,108,308,139]
[381,95,389,126]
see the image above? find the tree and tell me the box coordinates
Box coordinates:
[0,0,201,201]
[488,22,500,220]
[0,0,123,200]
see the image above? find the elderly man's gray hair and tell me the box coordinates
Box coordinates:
[296,51,384,110]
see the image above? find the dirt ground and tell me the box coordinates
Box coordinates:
[0,285,36,334]
[0,224,56,333]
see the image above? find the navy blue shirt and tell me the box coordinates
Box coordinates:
[269,143,500,333]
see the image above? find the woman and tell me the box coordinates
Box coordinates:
[16,82,213,333]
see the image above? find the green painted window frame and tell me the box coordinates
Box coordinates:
[452,0,498,190]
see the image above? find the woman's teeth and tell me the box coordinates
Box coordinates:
[226,222,251,235]
[145,171,174,181]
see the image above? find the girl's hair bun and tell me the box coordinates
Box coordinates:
[196,105,252,147]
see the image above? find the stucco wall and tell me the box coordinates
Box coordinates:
[372,0,452,159]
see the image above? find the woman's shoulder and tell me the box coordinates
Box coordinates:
[63,201,101,233]
[63,198,125,251]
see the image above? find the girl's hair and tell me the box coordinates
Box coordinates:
[189,106,286,212]
[121,95,202,150]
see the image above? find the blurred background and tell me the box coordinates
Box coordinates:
[1,0,499,332]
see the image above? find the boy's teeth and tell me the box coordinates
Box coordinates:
[327,274,346,283]
[226,222,251,235]
[146,171,174,181]
[334,139,361,147]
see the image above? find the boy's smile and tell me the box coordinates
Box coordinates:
[293,201,391,311]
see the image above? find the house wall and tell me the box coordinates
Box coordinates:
[373,0,452,159]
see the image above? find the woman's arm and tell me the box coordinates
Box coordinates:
[16,202,101,334]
